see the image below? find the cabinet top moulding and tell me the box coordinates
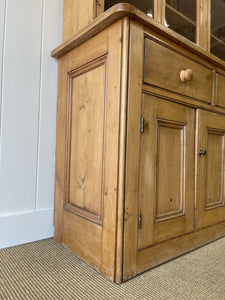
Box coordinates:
[52,3,225,70]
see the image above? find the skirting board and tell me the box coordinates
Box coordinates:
[0,208,54,249]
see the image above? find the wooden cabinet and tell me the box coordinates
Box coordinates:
[52,4,225,283]
[63,0,225,61]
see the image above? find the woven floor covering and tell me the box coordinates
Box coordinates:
[1,238,225,300]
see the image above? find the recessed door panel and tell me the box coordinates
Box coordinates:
[206,131,224,209]
[138,94,195,249]
[65,57,107,224]
[196,110,225,229]
[156,121,185,222]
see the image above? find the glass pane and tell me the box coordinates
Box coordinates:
[211,0,225,61]
[211,37,225,61]
[165,0,196,43]
[104,0,154,17]
[166,0,196,21]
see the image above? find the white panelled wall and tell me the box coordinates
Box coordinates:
[0,0,63,248]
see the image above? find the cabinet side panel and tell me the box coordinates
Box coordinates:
[67,58,107,223]
[55,20,123,282]
[63,0,95,42]
[63,210,102,270]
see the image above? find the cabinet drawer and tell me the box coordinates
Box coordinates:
[216,73,225,108]
[144,37,213,104]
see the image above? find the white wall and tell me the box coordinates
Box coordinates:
[0,0,63,249]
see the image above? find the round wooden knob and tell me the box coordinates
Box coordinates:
[180,69,193,83]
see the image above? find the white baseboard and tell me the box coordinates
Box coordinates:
[0,208,54,249]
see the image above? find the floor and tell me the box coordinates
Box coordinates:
[0,237,225,299]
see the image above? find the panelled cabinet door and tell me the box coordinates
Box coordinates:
[196,110,225,229]
[138,94,195,249]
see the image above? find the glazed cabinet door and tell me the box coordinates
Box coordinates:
[138,95,195,249]
[196,110,225,229]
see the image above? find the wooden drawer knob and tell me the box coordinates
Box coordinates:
[180,69,193,83]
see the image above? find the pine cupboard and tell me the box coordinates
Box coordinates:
[52,4,225,282]
[62,0,225,61]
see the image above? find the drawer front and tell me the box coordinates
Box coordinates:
[144,37,213,103]
[216,73,225,108]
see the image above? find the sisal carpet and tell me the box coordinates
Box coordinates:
[0,238,225,299]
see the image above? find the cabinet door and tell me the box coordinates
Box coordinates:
[138,94,195,249]
[196,110,225,229]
